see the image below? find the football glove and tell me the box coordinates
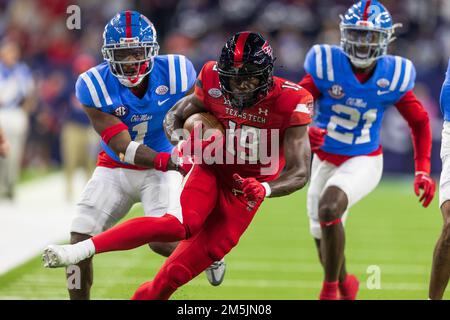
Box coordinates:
[414,172,436,208]
[154,123,221,175]
[308,126,327,152]
[233,173,266,203]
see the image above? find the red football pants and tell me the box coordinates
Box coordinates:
[130,165,262,300]
[92,164,220,252]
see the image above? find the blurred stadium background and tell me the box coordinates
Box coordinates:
[0,0,449,299]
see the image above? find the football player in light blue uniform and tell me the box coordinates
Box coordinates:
[430,59,450,300]
[65,11,224,299]
[299,0,435,299]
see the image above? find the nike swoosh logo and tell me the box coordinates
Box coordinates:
[377,90,391,95]
[157,98,170,106]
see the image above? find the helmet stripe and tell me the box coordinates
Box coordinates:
[362,0,372,21]
[233,31,250,67]
[125,10,132,37]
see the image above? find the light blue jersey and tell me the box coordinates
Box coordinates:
[0,62,34,109]
[305,44,415,156]
[440,59,450,121]
[75,54,196,162]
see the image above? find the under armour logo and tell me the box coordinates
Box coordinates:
[258,108,268,116]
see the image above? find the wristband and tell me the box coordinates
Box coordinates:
[261,182,271,197]
[124,141,140,165]
[153,152,171,172]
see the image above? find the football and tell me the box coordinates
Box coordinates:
[183,112,225,139]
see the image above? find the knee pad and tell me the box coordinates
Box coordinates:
[208,235,238,261]
[166,263,193,288]
[182,210,204,238]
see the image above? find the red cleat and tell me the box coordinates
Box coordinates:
[338,274,359,300]
[319,281,339,300]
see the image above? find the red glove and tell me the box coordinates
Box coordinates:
[414,172,436,208]
[153,148,194,175]
[179,123,223,160]
[154,123,222,175]
[308,127,327,152]
[233,173,266,203]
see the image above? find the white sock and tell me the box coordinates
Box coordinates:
[71,239,96,259]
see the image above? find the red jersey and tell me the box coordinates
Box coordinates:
[195,61,312,186]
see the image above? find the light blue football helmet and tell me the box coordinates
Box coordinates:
[340,0,401,68]
[102,10,160,87]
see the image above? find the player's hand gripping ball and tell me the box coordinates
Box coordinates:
[183,112,225,139]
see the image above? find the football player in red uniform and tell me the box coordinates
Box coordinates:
[43,32,313,299]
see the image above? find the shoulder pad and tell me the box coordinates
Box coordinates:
[160,54,197,95]
[304,44,341,82]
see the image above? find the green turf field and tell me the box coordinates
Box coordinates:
[0,178,448,300]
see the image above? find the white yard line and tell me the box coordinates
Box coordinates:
[0,171,86,275]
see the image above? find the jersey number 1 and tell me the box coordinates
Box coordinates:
[132,122,148,144]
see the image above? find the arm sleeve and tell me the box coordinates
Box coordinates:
[299,73,321,100]
[395,90,432,173]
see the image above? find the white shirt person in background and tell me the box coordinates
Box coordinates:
[0,126,9,158]
[0,39,35,199]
